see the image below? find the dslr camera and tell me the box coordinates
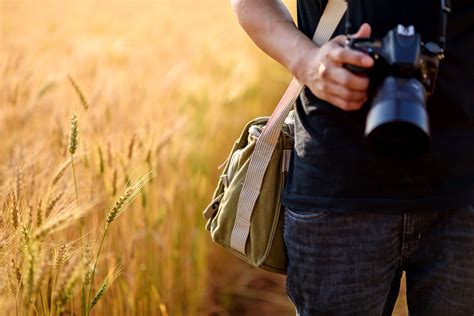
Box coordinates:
[345,25,444,156]
[344,1,450,157]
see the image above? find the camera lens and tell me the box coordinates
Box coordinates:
[365,76,431,158]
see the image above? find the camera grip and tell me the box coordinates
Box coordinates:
[343,63,370,74]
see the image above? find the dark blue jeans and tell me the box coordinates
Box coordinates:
[283,204,474,315]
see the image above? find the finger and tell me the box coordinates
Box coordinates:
[331,34,348,46]
[352,23,371,39]
[328,47,373,68]
[320,82,367,102]
[309,82,366,110]
[325,66,370,91]
[322,92,366,111]
[314,80,367,102]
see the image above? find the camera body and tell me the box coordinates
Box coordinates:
[345,25,445,157]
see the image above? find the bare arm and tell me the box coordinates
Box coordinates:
[231,0,317,78]
[231,0,374,110]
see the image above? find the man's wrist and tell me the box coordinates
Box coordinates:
[288,43,319,84]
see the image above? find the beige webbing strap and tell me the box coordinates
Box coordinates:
[229,0,347,255]
[282,149,292,172]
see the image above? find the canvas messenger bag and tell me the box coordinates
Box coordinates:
[203,0,347,275]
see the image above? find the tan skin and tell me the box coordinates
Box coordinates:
[231,0,374,111]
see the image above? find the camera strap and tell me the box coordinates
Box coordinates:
[440,0,451,50]
[229,0,347,255]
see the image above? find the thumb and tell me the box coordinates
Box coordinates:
[352,23,371,38]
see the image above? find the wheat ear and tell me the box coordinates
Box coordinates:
[89,263,122,310]
[52,162,69,185]
[87,172,151,313]
[44,192,63,218]
[8,193,19,229]
[67,75,89,110]
[69,113,79,203]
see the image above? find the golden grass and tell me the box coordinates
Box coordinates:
[0,0,407,315]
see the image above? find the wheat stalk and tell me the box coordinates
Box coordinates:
[97,146,104,175]
[20,224,30,248]
[53,260,80,310]
[87,172,152,313]
[35,200,43,228]
[67,75,89,111]
[89,279,107,310]
[44,192,63,218]
[52,162,69,186]
[106,142,112,168]
[82,245,93,286]
[81,243,93,316]
[105,187,133,229]
[15,169,22,201]
[33,215,70,240]
[8,193,19,229]
[68,112,80,203]
[54,243,69,271]
[21,226,34,301]
[26,204,33,229]
[69,113,78,156]
[9,258,22,295]
[111,169,118,196]
[89,263,122,310]
[127,134,136,160]
[68,112,83,243]
[33,255,49,293]
[34,202,90,240]
[105,173,151,228]
[57,269,80,309]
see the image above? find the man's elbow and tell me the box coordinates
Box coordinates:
[230,0,243,15]
[231,0,258,25]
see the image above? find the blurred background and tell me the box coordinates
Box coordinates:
[0,0,406,314]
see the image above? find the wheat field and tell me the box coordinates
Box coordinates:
[0,0,407,315]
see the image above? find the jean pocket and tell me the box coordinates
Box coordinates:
[285,206,330,222]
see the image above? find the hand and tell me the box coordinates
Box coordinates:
[294,23,374,111]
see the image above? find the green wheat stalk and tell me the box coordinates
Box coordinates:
[89,263,123,310]
[86,172,152,314]
[69,112,79,203]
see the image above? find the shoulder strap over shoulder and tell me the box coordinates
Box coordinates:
[229,0,348,255]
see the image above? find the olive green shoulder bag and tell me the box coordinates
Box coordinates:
[203,0,347,275]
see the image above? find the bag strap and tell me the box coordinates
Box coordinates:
[230,0,347,255]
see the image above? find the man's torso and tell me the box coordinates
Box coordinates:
[281,0,474,212]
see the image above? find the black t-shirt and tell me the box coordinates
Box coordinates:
[282,0,474,212]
